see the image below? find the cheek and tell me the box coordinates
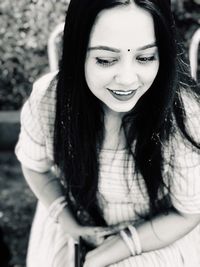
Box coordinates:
[85,62,95,89]
[85,65,103,96]
[85,62,113,88]
[85,70,102,92]
[142,64,159,85]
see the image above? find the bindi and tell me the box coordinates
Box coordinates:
[127,49,131,52]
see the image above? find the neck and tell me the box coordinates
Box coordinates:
[102,108,126,150]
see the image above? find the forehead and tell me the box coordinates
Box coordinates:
[88,4,156,50]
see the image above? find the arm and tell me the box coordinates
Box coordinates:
[22,165,80,235]
[22,165,115,241]
[84,209,200,267]
[137,209,200,250]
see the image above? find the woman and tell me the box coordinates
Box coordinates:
[15,0,200,266]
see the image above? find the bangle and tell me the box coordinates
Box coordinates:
[128,225,142,255]
[53,201,68,223]
[48,196,68,223]
[120,230,136,256]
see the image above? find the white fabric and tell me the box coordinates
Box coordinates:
[15,74,200,267]
[15,72,56,172]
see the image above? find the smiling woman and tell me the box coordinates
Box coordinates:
[15,0,200,267]
[85,4,159,113]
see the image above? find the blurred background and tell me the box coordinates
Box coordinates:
[0,0,199,266]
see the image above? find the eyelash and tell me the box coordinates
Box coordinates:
[136,56,156,64]
[95,58,118,67]
[95,55,157,67]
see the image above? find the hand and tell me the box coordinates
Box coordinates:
[76,225,118,247]
[80,226,111,247]
[83,234,132,267]
[58,206,120,244]
[78,224,124,247]
[60,217,118,245]
[78,223,129,247]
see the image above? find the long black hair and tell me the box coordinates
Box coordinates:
[54,0,200,224]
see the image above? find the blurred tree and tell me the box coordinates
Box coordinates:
[0,0,68,110]
[172,0,184,13]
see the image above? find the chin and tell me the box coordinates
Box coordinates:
[109,104,135,113]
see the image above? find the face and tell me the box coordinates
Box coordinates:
[85,3,159,114]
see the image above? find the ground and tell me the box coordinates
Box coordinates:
[0,152,36,267]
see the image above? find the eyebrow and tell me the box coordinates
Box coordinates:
[88,46,120,53]
[88,42,157,53]
[137,42,157,51]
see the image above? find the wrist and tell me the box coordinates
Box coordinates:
[100,234,132,266]
[119,226,142,257]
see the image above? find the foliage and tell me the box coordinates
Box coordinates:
[0,0,199,110]
[0,0,68,110]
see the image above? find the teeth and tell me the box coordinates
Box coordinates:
[112,90,134,96]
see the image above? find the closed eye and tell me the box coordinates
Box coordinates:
[95,57,118,67]
[137,55,157,64]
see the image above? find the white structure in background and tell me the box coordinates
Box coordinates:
[189,28,200,81]
[47,22,65,72]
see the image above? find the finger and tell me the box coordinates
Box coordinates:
[94,227,119,236]
[81,227,112,237]
[97,229,118,237]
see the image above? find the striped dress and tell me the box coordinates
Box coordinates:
[15,73,200,267]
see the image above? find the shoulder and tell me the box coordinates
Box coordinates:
[26,71,58,123]
[20,71,58,134]
[31,71,58,105]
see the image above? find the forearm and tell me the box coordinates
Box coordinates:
[21,165,80,229]
[21,165,114,241]
[22,165,65,206]
[137,208,200,252]
[84,209,200,267]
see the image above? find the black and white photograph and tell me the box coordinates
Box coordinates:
[0,0,200,266]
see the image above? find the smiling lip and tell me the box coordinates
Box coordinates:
[107,88,137,101]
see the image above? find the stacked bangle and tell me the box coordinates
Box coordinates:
[128,225,142,255]
[120,229,136,256]
[120,226,142,256]
[48,196,68,223]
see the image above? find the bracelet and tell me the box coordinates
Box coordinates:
[53,201,68,223]
[128,225,142,255]
[48,196,66,218]
[120,230,136,256]
[48,196,68,223]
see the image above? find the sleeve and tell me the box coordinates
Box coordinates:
[169,137,200,214]
[168,93,200,214]
[15,73,56,173]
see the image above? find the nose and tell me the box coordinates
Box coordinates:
[114,62,139,87]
